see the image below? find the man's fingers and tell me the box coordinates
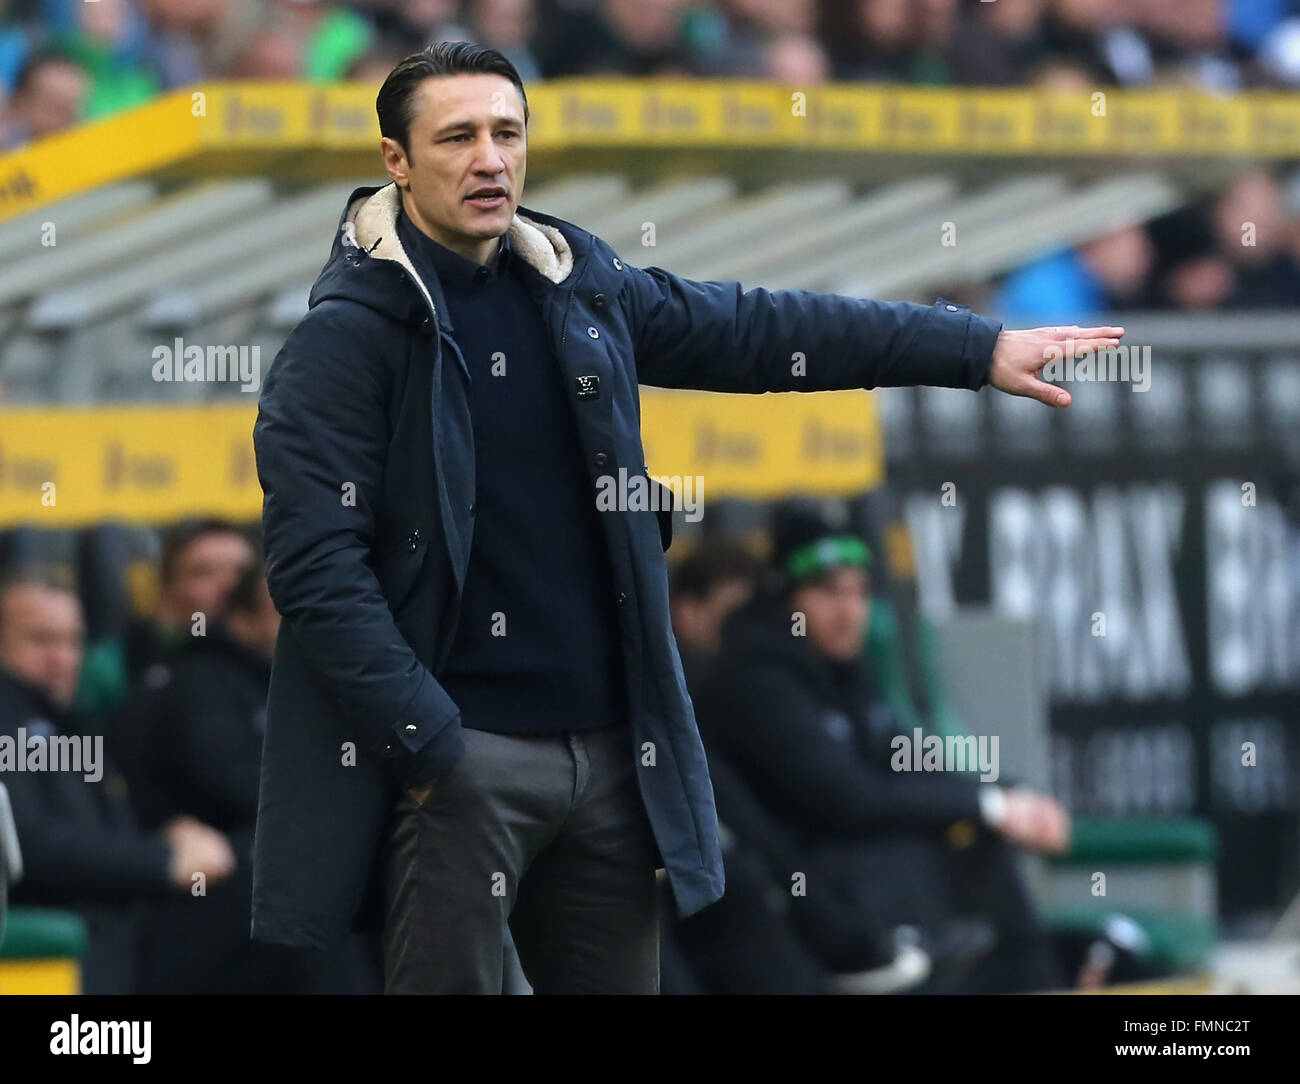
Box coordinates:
[1062,336,1123,355]
[1038,337,1122,362]
[1045,325,1125,339]
[1019,375,1071,408]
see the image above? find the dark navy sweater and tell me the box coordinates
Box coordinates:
[396,205,626,735]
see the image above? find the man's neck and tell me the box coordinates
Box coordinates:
[402,194,501,266]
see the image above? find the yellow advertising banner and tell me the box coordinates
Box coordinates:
[0,391,881,526]
[0,405,259,526]
[5,82,1300,221]
[640,389,881,500]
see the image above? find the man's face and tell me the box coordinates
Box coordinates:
[19,61,88,140]
[0,585,86,708]
[165,532,254,624]
[792,566,871,661]
[382,73,527,252]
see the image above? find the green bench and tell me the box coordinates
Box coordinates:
[0,908,87,994]
[1039,817,1219,976]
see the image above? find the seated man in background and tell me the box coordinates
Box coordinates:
[694,505,1072,994]
[668,538,904,994]
[115,560,277,846]
[116,560,381,993]
[77,519,255,729]
[0,569,234,994]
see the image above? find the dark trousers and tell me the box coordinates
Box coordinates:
[381,722,661,994]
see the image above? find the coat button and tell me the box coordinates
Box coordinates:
[612,257,623,270]
[593,452,609,467]
[946,304,958,311]
[404,724,418,734]
[617,591,628,604]
[587,326,599,339]
[384,743,394,753]
[593,293,607,307]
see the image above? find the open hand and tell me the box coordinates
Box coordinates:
[989,325,1126,408]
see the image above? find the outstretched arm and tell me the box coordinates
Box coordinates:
[620,263,1122,405]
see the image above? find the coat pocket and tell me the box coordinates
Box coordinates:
[646,469,674,552]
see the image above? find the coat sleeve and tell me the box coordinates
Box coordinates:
[619,263,1002,393]
[253,301,464,788]
[701,667,983,837]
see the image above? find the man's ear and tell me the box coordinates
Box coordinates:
[380,136,411,190]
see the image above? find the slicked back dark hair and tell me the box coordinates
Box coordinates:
[376,41,529,153]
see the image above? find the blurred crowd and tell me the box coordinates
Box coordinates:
[4,0,1298,317]
[988,167,1300,320]
[0,522,382,992]
[0,503,1121,994]
[6,0,1300,149]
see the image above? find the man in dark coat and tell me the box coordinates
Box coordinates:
[116,562,273,844]
[251,40,1124,993]
[117,562,380,993]
[694,505,1070,992]
[0,571,235,993]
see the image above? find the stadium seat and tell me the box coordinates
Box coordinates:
[0,909,86,995]
[1039,817,1219,977]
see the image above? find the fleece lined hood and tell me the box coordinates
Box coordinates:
[309,182,577,328]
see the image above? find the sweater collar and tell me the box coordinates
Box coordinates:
[396,201,512,290]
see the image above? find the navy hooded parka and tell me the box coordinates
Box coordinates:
[250,181,1002,949]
